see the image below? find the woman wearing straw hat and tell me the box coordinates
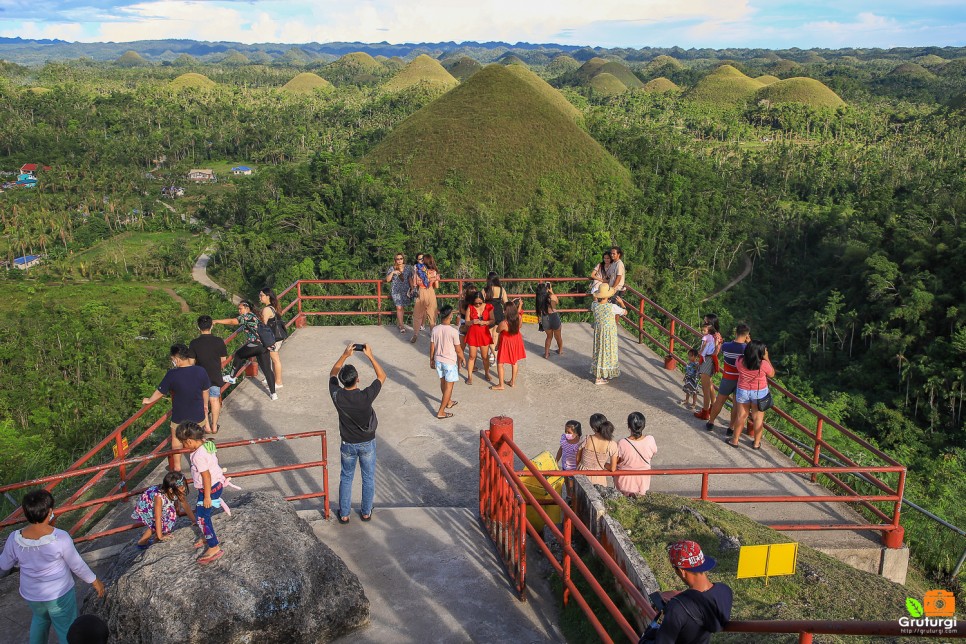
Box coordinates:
[590,284,627,384]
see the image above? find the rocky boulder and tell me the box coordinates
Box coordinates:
[85,492,368,643]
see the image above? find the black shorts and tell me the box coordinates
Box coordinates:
[541,313,562,331]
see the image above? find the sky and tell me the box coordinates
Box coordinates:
[0,0,963,49]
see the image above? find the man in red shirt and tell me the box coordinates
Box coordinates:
[705,324,750,437]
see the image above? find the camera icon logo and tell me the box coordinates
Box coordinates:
[923,589,956,618]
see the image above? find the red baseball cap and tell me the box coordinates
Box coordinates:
[667,540,717,572]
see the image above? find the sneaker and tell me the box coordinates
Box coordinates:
[276,383,284,389]
[223,374,237,385]
[693,409,711,420]
[259,378,267,385]
[270,393,278,401]
[489,353,496,366]
[705,422,715,432]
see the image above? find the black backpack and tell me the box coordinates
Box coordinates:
[267,307,288,341]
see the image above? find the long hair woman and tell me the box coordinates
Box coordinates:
[614,412,658,497]
[410,254,440,344]
[695,313,724,420]
[729,339,775,449]
[386,252,413,333]
[491,298,526,390]
[589,251,612,295]
[485,273,508,366]
[577,417,618,486]
[259,287,284,389]
[463,289,494,384]
[535,282,562,358]
[458,283,477,354]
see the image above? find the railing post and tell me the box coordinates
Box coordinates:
[811,418,823,483]
[799,633,813,644]
[664,319,678,370]
[637,299,644,344]
[563,516,572,606]
[376,280,383,323]
[295,281,306,328]
[882,469,906,549]
[115,434,127,487]
[489,416,514,473]
[321,432,330,520]
[700,473,709,500]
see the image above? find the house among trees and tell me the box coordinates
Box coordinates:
[187,169,216,183]
[161,185,185,198]
[13,255,41,270]
[19,164,51,176]
[231,166,253,175]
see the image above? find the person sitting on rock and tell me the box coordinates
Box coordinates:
[132,471,196,550]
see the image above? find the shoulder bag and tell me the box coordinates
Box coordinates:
[267,307,288,341]
[756,367,773,412]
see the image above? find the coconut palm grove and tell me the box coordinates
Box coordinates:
[0,31,964,642]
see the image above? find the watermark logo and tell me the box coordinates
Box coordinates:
[900,590,957,635]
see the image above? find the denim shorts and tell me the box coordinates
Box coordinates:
[208,385,222,398]
[736,387,769,404]
[436,361,459,383]
[717,378,738,396]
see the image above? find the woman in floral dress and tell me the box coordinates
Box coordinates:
[590,284,628,384]
[385,253,413,333]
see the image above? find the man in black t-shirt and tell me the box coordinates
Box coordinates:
[189,315,232,434]
[142,343,211,472]
[654,540,732,644]
[329,343,386,524]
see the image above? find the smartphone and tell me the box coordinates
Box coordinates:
[353,343,366,351]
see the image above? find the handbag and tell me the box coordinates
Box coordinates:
[267,307,288,341]
[256,321,277,347]
[755,367,773,411]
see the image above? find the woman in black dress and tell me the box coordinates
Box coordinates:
[485,273,508,366]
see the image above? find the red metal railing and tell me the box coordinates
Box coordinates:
[615,285,907,548]
[481,422,959,643]
[0,431,330,538]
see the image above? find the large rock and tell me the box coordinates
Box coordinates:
[85,492,368,643]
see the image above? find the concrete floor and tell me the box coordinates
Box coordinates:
[0,321,885,643]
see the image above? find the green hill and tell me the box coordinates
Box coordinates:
[499,54,527,67]
[383,54,458,93]
[914,54,946,68]
[221,50,250,66]
[443,56,482,81]
[802,52,826,64]
[596,62,643,89]
[503,64,582,123]
[889,62,936,79]
[324,52,387,84]
[365,64,630,212]
[116,50,148,67]
[279,48,312,66]
[755,74,781,85]
[588,72,627,96]
[545,55,580,77]
[573,57,609,84]
[641,77,680,93]
[757,77,845,108]
[169,73,215,90]
[687,65,764,106]
[172,54,197,67]
[382,56,406,73]
[374,55,389,63]
[771,59,801,76]
[281,72,333,94]
[645,55,684,75]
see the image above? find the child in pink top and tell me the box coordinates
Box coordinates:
[177,422,227,565]
[555,420,583,499]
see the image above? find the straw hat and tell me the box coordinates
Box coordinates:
[595,284,616,300]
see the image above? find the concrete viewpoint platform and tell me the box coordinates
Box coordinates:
[0,321,903,644]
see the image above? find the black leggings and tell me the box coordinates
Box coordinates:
[233,344,276,394]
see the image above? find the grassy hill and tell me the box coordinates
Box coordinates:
[687,65,764,106]
[116,50,148,67]
[365,64,631,212]
[499,54,527,67]
[889,62,936,79]
[588,72,627,96]
[755,74,781,85]
[281,72,333,94]
[546,55,580,77]
[443,56,482,81]
[383,54,458,93]
[645,55,684,75]
[503,64,582,123]
[169,73,215,90]
[642,77,680,93]
[323,52,387,84]
[771,59,801,76]
[757,77,845,108]
[596,62,643,89]
[573,57,610,84]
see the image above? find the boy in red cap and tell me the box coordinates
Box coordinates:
[651,540,732,643]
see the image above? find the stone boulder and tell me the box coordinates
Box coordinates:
[85,492,368,643]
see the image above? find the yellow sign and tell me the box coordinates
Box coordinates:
[521,314,539,324]
[112,437,130,458]
[736,543,798,581]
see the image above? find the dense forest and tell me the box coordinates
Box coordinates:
[0,43,963,588]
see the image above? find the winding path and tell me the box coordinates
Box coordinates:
[192,251,241,304]
[145,285,190,313]
[702,253,753,302]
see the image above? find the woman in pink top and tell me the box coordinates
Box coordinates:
[0,490,105,644]
[729,339,775,449]
[615,412,658,497]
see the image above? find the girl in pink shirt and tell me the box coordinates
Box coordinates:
[177,422,227,565]
[729,340,775,450]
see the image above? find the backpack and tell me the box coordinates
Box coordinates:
[267,307,288,341]
[256,320,277,347]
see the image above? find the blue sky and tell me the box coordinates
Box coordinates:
[0,0,963,48]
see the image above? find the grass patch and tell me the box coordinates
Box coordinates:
[6,280,197,316]
[57,231,201,279]
[606,492,930,643]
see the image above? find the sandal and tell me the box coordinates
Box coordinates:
[409,336,418,344]
[436,412,454,419]
[446,400,459,409]
[752,443,762,450]
[727,441,740,448]
[361,513,372,522]
[338,515,350,525]
[197,550,224,565]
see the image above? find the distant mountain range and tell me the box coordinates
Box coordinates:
[0,37,962,66]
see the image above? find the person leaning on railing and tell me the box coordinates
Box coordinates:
[212,300,278,401]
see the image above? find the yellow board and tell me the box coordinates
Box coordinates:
[521,314,539,324]
[737,542,799,579]
[520,451,565,531]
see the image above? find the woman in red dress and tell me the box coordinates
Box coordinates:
[491,299,526,390]
[464,291,494,384]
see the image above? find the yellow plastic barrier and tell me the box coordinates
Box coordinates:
[521,451,564,531]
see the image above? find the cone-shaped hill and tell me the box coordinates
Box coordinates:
[383,54,458,93]
[573,57,609,83]
[642,77,680,93]
[771,60,801,76]
[757,78,845,108]
[595,62,643,89]
[503,63,582,123]
[589,73,627,96]
[116,50,148,67]
[687,65,763,106]
[499,55,527,67]
[889,62,936,79]
[365,64,630,212]
[281,72,333,94]
[546,55,580,77]
[443,56,482,81]
[755,74,781,86]
[645,55,684,75]
[324,52,388,84]
[170,73,216,90]
[915,54,946,67]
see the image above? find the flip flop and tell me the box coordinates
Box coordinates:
[409,336,418,344]
[436,412,454,419]
[752,443,762,450]
[197,550,225,565]
[361,513,372,522]
[727,441,740,448]
[338,515,350,524]
[446,401,459,409]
